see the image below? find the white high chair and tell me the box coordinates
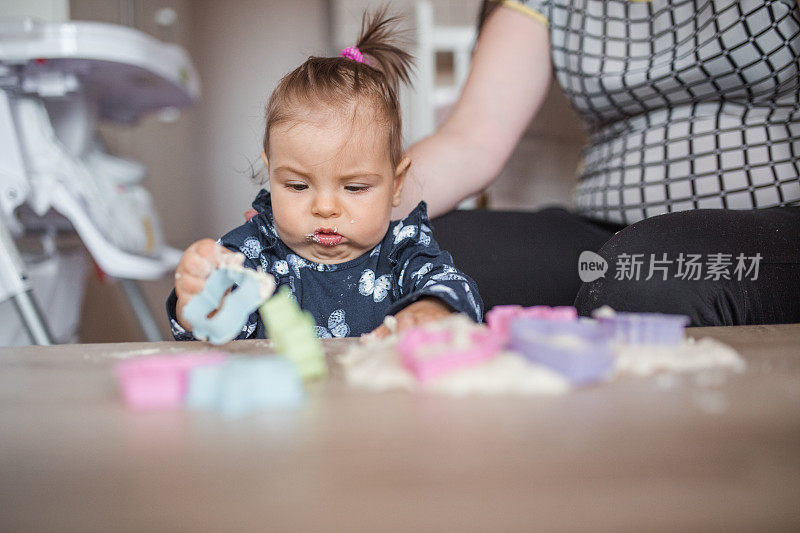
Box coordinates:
[0,18,199,344]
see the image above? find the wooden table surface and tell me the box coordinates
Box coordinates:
[1,325,799,532]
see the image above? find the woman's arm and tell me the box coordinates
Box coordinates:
[395,5,552,218]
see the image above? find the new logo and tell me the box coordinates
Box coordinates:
[578,251,607,283]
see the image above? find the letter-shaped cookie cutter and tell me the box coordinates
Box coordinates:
[183,266,276,345]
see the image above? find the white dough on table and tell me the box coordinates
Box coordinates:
[339,337,417,392]
[340,317,746,396]
[614,337,745,376]
[339,339,569,396]
[425,351,569,396]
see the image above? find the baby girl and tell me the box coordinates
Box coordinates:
[167,9,482,340]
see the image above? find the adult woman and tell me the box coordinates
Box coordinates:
[397,0,800,326]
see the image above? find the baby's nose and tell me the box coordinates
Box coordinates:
[311,193,341,217]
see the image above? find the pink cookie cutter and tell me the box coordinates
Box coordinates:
[486,305,578,340]
[397,327,502,382]
[115,352,226,410]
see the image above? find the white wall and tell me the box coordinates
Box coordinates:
[190,0,329,237]
[0,0,69,21]
[67,0,328,342]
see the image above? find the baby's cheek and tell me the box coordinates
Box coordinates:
[368,219,392,246]
[273,224,294,246]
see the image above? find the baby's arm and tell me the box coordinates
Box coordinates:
[372,246,484,338]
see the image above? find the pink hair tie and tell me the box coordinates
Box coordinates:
[341,46,366,64]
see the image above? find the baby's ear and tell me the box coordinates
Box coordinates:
[260,150,269,169]
[392,156,411,207]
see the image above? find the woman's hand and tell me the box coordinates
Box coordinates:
[395,4,552,218]
[370,297,453,339]
[174,238,241,330]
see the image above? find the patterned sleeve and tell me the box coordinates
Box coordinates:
[387,206,483,322]
[165,221,272,341]
[497,0,550,27]
[165,289,199,341]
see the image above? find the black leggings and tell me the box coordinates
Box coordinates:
[431,207,800,326]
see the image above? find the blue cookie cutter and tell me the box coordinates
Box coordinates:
[186,357,305,418]
[183,266,275,345]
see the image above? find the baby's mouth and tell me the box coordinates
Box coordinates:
[310,227,343,246]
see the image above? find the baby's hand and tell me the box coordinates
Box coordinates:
[174,238,242,330]
[370,297,453,339]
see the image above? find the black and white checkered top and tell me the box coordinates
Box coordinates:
[504,0,800,224]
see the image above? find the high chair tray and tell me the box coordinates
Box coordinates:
[0,19,200,122]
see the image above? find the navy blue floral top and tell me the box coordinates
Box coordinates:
[166,190,483,339]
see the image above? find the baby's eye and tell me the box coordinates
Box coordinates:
[286,183,308,191]
[345,185,369,192]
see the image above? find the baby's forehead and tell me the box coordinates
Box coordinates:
[269,104,393,170]
[272,104,389,150]
[277,101,386,133]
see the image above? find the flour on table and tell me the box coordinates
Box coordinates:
[105,346,186,359]
[340,319,745,396]
[614,337,745,376]
[340,327,569,396]
[425,351,569,396]
[339,336,416,391]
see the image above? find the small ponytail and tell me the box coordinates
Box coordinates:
[263,8,414,172]
[353,7,413,91]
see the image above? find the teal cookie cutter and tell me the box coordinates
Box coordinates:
[183,266,276,345]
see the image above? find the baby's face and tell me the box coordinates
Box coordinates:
[268,106,406,264]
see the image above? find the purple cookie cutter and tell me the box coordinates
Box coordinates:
[508,318,614,384]
[596,312,689,346]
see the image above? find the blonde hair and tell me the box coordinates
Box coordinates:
[263,7,413,175]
